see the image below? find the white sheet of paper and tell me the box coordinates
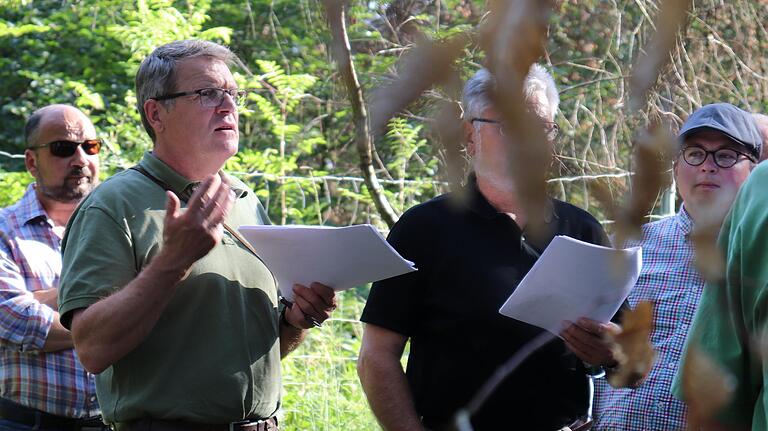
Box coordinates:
[498,235,642,335]
[238,224,416,301]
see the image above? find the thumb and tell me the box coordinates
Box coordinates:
[165,191,180,224]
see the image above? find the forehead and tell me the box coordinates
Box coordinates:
[35,108,96,143]
[482,96,551,122]
[683,130,743,151]
[174,56,235,89]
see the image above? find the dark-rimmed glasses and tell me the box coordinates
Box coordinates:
[152,88,247,108]
[681,146,754,169]
[471,118,560,140]
[28,139,102,158]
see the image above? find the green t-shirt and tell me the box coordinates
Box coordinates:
[672,162,768,429]
[59,152,281,425]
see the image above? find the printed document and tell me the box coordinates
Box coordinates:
[239,224,416,300]
[498,235,642,335]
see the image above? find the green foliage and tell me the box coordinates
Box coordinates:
[281,288,378,430]
[0,171,32,205]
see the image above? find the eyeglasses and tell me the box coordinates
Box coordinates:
[471,118,560,140]
[681,146,754,169]
[152,88,247,108]
[28,139,102,158]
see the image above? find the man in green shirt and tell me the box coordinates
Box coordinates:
[58,40,336,431]
[673,162,768,430]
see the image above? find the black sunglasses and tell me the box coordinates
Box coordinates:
[28,139,102,158]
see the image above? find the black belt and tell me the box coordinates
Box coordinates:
[0,398,108,430]
[120,417,279,431]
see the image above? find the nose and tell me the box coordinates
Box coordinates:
[69,144,89,166]
[699,153,718,172]
[216,91,238,114]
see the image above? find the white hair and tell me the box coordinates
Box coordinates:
[461,64,560,121]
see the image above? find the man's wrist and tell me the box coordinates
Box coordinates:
[281,307,304,331]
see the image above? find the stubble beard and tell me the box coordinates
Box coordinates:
[38,169,96,203]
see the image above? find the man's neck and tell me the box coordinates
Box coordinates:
[476,175,526,227]
[684,201,727,231]
[153,145,224,181]
[35,189,77,229]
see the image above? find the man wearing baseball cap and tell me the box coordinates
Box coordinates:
[592,103,760,430]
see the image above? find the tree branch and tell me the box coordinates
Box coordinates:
[324,0,399,227]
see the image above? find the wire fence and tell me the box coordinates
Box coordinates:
[0,149,677,227]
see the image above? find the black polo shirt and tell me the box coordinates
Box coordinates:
[361,176,610,430]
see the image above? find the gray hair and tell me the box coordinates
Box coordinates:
[461,64,560,121]
[136,40,240,141]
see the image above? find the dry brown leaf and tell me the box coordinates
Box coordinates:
[613,125,676,246]
[368,34,469,136]
[480,0,555,241]
[690,220,726,283]
[682,344,735,430]
[432,69,470,207]
[606,301,656,388]
[629,0,692,111]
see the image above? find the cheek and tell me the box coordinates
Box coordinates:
[723,168,752,189]
[674,165,696,191]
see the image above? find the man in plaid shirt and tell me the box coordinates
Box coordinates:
[592,103,762,430]
[0,104,108,430]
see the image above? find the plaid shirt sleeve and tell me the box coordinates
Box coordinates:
[0,234,55,352]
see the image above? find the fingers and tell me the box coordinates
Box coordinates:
[562,321,606,351]
[309,282,337,310]
[187,174,220,211]
[183,174,234,229]
[292,284,331,322]
[561,320,616,365]
[165,191,180,224]
[291,283,338,324]
[202,181,235,228]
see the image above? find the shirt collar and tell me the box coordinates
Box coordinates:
[17,183,51,227]
[464,172,556,223]
[676,204,694,236]
[138,152,248,200]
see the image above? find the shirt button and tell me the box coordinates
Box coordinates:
[90,395,97,402]
[668,362,676,369]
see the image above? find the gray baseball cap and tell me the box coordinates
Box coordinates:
[678,103,762,160]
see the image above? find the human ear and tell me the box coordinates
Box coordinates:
[25,149,39,179]
[144,99,166,135]
[464,121,477,157]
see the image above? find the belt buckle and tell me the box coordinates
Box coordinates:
[229,420,249,431]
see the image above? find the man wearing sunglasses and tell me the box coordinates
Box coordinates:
[0,104,107,430]
[593,103,761,430]
[58,40,336,431]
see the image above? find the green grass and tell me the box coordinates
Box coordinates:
[280,286,381,430]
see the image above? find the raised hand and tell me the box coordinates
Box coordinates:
[160,174,235,270]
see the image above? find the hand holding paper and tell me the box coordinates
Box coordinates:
[499,235,642,336]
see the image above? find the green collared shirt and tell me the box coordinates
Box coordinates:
[59,152,280,425]
[672,163,768,430]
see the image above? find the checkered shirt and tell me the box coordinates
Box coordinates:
[0,184,99,417]
[593,206,702,430]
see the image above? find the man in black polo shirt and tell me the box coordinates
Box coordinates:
[357,65,617,430]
